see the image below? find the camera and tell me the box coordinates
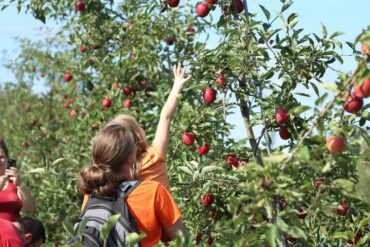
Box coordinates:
[6,159,16,169]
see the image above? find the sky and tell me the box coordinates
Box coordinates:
[0,0,369,144]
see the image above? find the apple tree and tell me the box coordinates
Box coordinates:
[1,0,370,246]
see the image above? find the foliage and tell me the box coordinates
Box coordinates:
[0,0,369,246]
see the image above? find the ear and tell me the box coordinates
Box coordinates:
[24,233,33,244]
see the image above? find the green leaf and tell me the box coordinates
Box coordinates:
[281,1,293,12]
[298,146,310,162]
[321,23,327,39]
[358,216,370,230]
[178,166,193,176]
[332,231,347,239]
[259,5,270,20]
[330,32,345,39]
[200,166,224,175]
[320,83,338,93]
[359,128,370,146]
[292,105,310,114]
[77,217,90,236]
[100,214,121,242]
[331,179,355,193]
[126,232,147,245]
[267,225,278,247]
[287,13,298,28]
[315,93,328,106]
[63,222,75,235]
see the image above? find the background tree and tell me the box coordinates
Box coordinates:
[0,0,369,246]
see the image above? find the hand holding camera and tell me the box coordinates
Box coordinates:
[5,159,21,185]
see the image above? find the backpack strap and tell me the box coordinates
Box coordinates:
[116,180,141,199]
[112,180,142,241]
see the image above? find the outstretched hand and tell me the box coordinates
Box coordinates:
[172,63,191,89]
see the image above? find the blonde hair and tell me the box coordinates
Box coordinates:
[108,114,148,156]
[78,124,138,196]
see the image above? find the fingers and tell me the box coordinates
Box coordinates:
[180,66,187,78]
[177,63,181,75]
[172,65,176,76]
[184,75,192,82]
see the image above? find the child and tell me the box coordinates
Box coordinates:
[81,63,191,209]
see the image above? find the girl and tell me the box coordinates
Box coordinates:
[0,139,36,222]
[78,124,188,246]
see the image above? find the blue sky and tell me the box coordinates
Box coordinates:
[0,0,369,143]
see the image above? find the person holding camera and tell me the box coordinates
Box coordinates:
[0,139,36,222]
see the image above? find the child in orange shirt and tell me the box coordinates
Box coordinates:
[80,64,191,245]
[82,63,190,211]
[112,63,191,190]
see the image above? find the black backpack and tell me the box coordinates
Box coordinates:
[69,180,141,247]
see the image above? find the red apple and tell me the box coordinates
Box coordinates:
[69,109,77,118]
[326,136,346,154]
[197,144,209,155]
[283,233,297,242]
[296,208,307,219]
[102,98,112,108]
[91,123,99,130]
[75,0,85,12]
[68,98,74,105]
[140,79,148,87]
[354,78,370,98]
[215,74,226,86]
[279,127,291,140]
[230,0,244,13]
[166,37,175,45]
[360,43,370,55]
[22,142,30,149]
[64,73,73,82]
[123,86,132,96]
[201,193,214,206]
[31,119,38,126]
[207,0,217,3]
[344,93,363,113]
[207,235,214,245]
[275,108,289,125]
[182,132,196,145]
[79,44,86,53]
[187,26,195,33]
[347,232,362,245]
[129,53,135,61]
[336,202,349,216]
[313,178,326,188]
[123,99,132,109]
[196,2,210,18]
[203,87,217,104]
[279,198,287,210]
[195,233,202,245]
[130,85,140,92]
[168,0,180,7]
[225,155,239,168]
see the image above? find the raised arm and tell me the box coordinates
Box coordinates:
[152,63,191,154]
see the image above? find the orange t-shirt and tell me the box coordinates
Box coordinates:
[81,180,181,247]
[138,145,170,191]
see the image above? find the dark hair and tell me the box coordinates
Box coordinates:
[0,139,9,157]
[77,124,138,196]
[19,216,46,244]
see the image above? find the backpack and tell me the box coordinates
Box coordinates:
[69,180,141,247]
